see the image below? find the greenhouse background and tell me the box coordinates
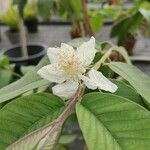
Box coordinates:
[0,0,150,150]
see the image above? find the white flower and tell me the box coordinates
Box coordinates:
[38,37,118,99]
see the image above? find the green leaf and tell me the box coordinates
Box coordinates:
[139,8,150,34]
[0,56,9,67]
[21,66,35,75]
[70,0,82,16]
[76,92,150,150]
[0,93,65,149]
[111,79,145,107]
[13,0,27,17]
[56,144,66,150]
[90,13,104,32]
[59,134,77,145]
[0,70,12,89]
[38,0,53,21]
[140,9,150,24]
[109,62,150,107]
[0,56,13,88]
[0,56,50,104]
[7,120,62,150]
[110,13,142,45]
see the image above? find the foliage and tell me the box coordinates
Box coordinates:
[0,93,65,149]
[37,0,54,21]
[0,5,20,30]
[89,10,104,32]
[0,38,150,149]
[109,62,150,108]
[76,92,150,150]
[57,0,83,30]
[13,0,27,17]
[24,0,38,19]
[111,0,150,45]
[0,56,49,104]
[0,56,14,89]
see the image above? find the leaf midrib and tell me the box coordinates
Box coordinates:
[22,106,64,137]
[5,105,64,148]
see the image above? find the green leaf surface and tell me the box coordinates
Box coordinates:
[110,13,142,45]
[140,9,150,24]
[109,62,150,107]
[111,79,145,107]
[0,93,65,149]
[59,134,77,145]
[13,0,27,17]
[0,70,12,89]
[38,0,53,21]
[0,56,10,67]
[0,56,49,104]
[90,13,104,32]
[76,92,150,150]
[7,120,62,150]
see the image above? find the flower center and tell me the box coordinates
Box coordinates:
[58,50,85,80]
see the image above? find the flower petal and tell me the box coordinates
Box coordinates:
[52,81,79,99]
[37,64,67,83]
[77,36,96,66]
[88,69,118,93]
[61,43,74,53]
[79,75,97,90]
[47,47,59,63]
[47,44,74,64]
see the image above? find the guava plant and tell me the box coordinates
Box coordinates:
[0,37,150,150]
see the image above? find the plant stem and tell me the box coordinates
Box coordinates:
[93,47,114,70]
[81,0,94,37]
[19,19,28,58]
[57,84,85,124]
[43,85,85,150]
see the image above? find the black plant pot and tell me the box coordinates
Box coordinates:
[3,43,47,73]
[24,18,38,33]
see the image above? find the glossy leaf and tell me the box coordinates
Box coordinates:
[76,92,150,150]
[109,62,150,107]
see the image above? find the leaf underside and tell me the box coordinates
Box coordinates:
[0,93,65,149]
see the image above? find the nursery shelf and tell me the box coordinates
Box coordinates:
[130,56,150,62]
